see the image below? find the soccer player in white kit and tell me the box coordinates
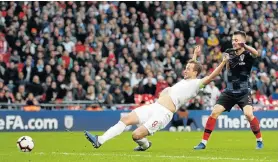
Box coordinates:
[84,46,229,151]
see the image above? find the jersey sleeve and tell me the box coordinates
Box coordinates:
[246,51,256,63]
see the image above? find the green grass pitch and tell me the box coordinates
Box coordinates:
[0,131,277,162]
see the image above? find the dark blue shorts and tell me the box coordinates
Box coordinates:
[215,91,252,112]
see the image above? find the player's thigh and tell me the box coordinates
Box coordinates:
[234,92,255,121]
[143,108,173,135]
[132,125,149,140]
[237,92,252,111]
[120,111,140,126]
[129,104,153,126]
[214,92,235,113]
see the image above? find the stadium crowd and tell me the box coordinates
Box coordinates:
[0,1,277,110]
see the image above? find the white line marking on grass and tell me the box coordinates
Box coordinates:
[31,152,274,161]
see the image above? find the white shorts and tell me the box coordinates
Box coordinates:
[133,102,173,135]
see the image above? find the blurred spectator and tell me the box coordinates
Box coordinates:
[169,108,201,132]
[0,56,6,79]
[22,58,35,83]
[143,78,156,95]
[26,75,44,98]
[17,85,27,100]
[187,96,203,110]
[0,35,8,54]
[64,91,74,102]
[34,59,45,81]
[85,86,96,101]
[207,30,219,48]
[45,81,58,103]
[122,82,135,104]
[169,109,188,132]
[73,83,86,100]
[4,62,18,84]
[25,93,39,105]
[63,36,75,53]
[0,89,13,104]
[58,51,73,70]
[56,75,68,99]
[113,86,125,104]
[271,87,278,100]
[155,75,169,98]
[204,82,221,109]
[14,92,25,104]
[10,50,21,63]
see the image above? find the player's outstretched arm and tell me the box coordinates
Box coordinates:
[201,54,229,86]
[240,43,259,57]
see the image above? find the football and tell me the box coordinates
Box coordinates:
[17,136,34,152]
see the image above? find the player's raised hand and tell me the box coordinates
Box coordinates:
[192,45,201,61]
[239,42,246,48]
[222,53,229,63]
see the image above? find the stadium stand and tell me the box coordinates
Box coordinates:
[0,1,277,110]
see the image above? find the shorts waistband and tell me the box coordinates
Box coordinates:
[154,102,174,114]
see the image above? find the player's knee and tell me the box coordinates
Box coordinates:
[244,111,254,121]
[243,106,254,121]
[120,111,139,126]
[120,116,132,126]
[211,105,224,118]
[211,112,220,118]
[132,131,144,140]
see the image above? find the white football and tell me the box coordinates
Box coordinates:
[17,136,34,152]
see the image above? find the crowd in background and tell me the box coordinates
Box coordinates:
[0,1,277,110]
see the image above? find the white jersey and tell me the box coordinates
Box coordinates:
[163,79,202,112]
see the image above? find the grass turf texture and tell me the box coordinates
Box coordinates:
[0,131,277,162]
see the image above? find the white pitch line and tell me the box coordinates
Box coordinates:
[31,152,274,161]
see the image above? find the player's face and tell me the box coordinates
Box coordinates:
[183,63,197,79]
[232,34,245,50]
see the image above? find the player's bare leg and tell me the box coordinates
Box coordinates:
[194,104,225,149]
[84,111,139,148]
[132,125,152,151]
[243,105,263,149]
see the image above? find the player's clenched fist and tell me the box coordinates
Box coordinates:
[192,45,201,61]
[222,53,229,63]
[194,45,201,54]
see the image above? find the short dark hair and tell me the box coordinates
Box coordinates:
[187,59,202,76]
[233,30,246,39]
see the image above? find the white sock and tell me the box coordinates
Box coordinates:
[98,121,126,144]
[135,138,149,149]
[201,139,207,145]
[256,137,263,142]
